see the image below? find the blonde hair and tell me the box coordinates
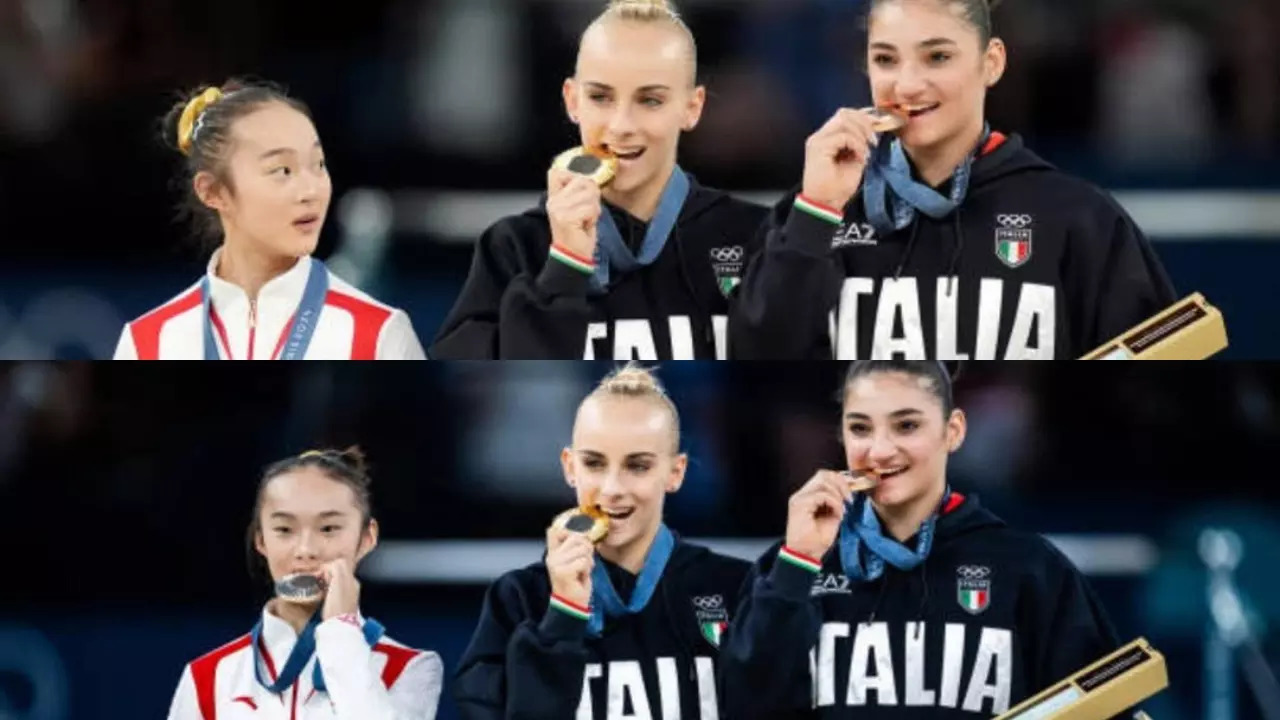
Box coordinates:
[584,0,698,85]
[605,0,684,22]
[583,363,682,453]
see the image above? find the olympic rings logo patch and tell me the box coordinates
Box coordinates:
[709,247,744,263]
[995,214,1033,229]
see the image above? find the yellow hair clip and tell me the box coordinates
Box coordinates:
[298,449,329,459]
[177,87,223,155]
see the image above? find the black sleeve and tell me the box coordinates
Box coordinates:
[428,220,595,359]
[453,574,591,720]
[718,543,821,719]
[1066,199,1178,356]
[1024,550,1123,695]
[727,193,846,360]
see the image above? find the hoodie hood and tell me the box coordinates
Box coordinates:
[969,132,1056,189]
[932,491,1007,546]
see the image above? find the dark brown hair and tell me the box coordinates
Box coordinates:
[159,78,312,251]
[842,361,961,416]
[870,0,1005,45]
[245,446,373,584]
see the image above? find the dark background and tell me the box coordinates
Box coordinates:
[0,361,1278,718]
[1,0,1278,358]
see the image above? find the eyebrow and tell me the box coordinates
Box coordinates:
[584,82,671,93]
[844,408,925,421]
[870,38,958,51]
[258,141,322,161]
[579,449,659,460]
[268,510,348,521]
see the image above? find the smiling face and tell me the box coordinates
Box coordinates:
[563,17,705,199]
[560,394,686,554]
[841,370,966,510]
[866,0,1005,154]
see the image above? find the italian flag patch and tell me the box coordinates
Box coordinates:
[958,588,988,612]
[955,565,992,614]
[701,621,727,647]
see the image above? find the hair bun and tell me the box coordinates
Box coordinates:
[608,0,673,11]
[297,446,370,482]
[334,446,369,478]
[599,364,665,396]
[605,0,681,20]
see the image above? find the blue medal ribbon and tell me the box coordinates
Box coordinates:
[589,167,690,295]
[250,610,385,694]
[838,487,951,582]
[862,125,991,237]
[202,256,329,360]
[587,523,675,636]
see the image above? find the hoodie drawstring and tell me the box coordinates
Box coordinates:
[671,231,716,346]
[892,220,922,280]
[865,573,892,626]
[945,208,965,298]
[893,209,966,295]
[659,573,701,681]
[914,560,931,641]
[896,208,962,289]
[863,565,931,640]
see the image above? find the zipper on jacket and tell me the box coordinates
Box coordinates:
[248,300,257,360]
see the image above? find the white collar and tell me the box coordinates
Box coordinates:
[204,247,316,313]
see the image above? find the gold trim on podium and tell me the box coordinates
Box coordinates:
[1081,293,1227,360]
[995,638,1168,720]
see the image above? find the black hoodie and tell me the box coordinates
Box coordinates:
[718,493,1125,719]
[430,175,768,359]
[454,536,751,720]
[728,133,1178,359]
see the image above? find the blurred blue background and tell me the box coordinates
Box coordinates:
[0,361,1278,718]
[0,0,1278,358]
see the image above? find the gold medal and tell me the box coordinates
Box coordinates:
[551,146,619,187]
[842,469,881,492]
[552,503,610,544]
[864,106,907,133]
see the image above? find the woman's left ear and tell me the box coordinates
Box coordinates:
[984,38,1007,88]
[684,86,707,132]
[947,409,968,452]
[667,453,688,492]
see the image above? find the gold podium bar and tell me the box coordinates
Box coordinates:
[995,639,1168,720]
[1080,293,1227,360]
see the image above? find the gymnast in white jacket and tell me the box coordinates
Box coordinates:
[166,447,442,720]
[115,78,425,360]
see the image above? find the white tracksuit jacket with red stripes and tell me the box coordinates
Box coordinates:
[166,608,442,720]
[114,251,426,360]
